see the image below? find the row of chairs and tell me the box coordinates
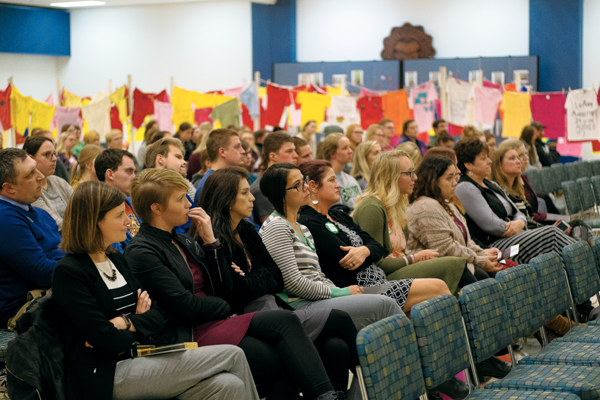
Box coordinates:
[561,177,600,228]
[526,161,600,197]
[355,238,600,400]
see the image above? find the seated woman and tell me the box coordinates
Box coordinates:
[352,150,473,294]
[57,125,79,176]
[259,162,469,400]
[24,136,74,230]
[345,123,363,150]
[70,144,104,190]
[321,133,361,210]
[397,119,427,155]
[454,138,576,264]
[296,159,450,314]
[364,124,386,151]
[396,140,423,170]
[199,167,359,396]
[349,140,381,191]
[422,147,465,214]
[53,181,258,400]
[124,168,346,400]
[407,156,502,281]
[520,126,542,170]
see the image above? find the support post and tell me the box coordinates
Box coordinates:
[439,66,448,120]
[254,71,261,131]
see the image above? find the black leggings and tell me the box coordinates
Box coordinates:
[457,265,494,288]
[238,310,334,400]
[313,309,359,392]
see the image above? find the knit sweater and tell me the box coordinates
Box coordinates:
[259,213,349,303]
[0,200,64,326]
[406,196,487,273]
[31,175,73,230]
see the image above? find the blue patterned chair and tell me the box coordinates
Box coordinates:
[460,279,600,398]
[355,314,426,400]
[561,181,583,217]
[0,329,15,364]
[539,167,556,195]
[565,163,580,182]
[576,177,600,227]
[529,253,572,322]
[551,164,568,189]
[578,162,594,179]
[525,169,544,196]
[591,160,600,177]
[591,177,600,207]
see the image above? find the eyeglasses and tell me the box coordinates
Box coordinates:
[400,168,416,178]
[41,151,57,160]
[286,176,310,192]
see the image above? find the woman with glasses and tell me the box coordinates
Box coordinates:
[296,159,451,315]
[345,123,363,150]
[455,138,575,264]
[24,136,74,230]
[351,150,471,295]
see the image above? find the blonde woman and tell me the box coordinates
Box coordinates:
[56,125,79,176]
[83,131,100,146]
[461,125,485,142]
[350,140,381,191]
[352,150,469,295]
[70,144,104,189]
[321,133,361,209]
[345,124,363,150]
[188,122,214,180]
[396,140,422,169]
[364,124,386,149]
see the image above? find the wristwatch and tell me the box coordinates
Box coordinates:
[120,314,132,331]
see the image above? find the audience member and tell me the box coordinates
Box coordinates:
[485,132,497,155]
[253,129,269,157]
[422,146,465,214]
[54,180,259,400]
[0,148,64,328]
[136,120,158,170]
[321,133,361,210]
[95,148,140,251]
[533,121,561,166]
[83,131,100,146]
[293,136,314,165]
[193,128,245,205]
[454,138,576,263]
[174,122,194,161]
[56,125,79,176]
[187,122,213,180]
[397,119,427,155]
[251,132,298,225]
[105,129,124,150]
[349,140,380,191]
[240,129,260,172]
[378,118,396,150]
[199,167,360,397]
[345,123,363,150]
[437,130,454,148]
[24,136,74,230]
[125,168,349,400]
[519,126,542,170]
[70,144,103,190]
[297,120,318,156]
[427,119,448,148]
[396,140,423,169]
[364,124,386,150]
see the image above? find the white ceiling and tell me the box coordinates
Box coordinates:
[3,0,276,9]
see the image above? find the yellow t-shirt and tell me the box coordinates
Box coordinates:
[296,92,331,126]
[110,85,129,123]
[10,87,33,136]
[30,100,55,131]
[500,92,532,138]
[62,88,82,108]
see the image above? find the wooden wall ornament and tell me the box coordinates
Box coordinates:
[381,23,436,60]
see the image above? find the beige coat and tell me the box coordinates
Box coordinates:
[406,196,487,273]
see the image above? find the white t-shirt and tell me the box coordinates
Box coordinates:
[565,88,600,142]
[447,77,475,127]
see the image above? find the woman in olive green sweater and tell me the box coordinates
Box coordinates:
[352,150,475,295]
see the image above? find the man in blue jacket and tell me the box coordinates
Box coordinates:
[0,148,64,328]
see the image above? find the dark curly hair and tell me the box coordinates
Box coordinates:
[454,138,488,175]
[410,156,455,216]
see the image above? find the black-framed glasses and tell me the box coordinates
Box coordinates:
[400,168,416,178]
[286,176,310,192]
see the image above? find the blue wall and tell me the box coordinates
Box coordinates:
[252,0,296,81]
[530,0,582,92]
[0,4,70,56]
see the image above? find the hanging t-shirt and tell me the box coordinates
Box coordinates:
[0,84,12,131]
[132,89,168,128]
[356,96,384,129]
[45,93,55,107]
[110,85,129,123]
[327,96,360,129]
[475,86,503,125]
[210,98,240,128]
[382,89,412,130]
[240,84,259,119]
[296,91,331,127]
[51,106,82,132]
[30,100,55,131]
[241,103,253,128]
[223,86,244,98]
[499,92,532,138]
[447,78,475,127]
[110,106,122,130]
[264,84,291,127]
[82,97,111,140]
[10,86,33,136]
[483,80,502,90]
[409,81,438,132]
[62,88,82,108]
[195,108,213,125]
[565,88,600,142]
[530,93,566,140]
[154,100,174,132]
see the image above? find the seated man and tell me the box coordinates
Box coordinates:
[95,148,140,252]
[0,148,65,328]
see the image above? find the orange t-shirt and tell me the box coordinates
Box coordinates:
[382,90,413,130]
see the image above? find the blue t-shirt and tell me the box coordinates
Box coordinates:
[194,169,215,206]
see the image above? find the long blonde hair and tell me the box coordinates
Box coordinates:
[350,140,377,182]
[491,139,526,200]
[364,124,384,141]
[353,149,411,229]
[70,144,104,186]
[56,130,78,156]
[192,122,214,155]
[396,141,422,169]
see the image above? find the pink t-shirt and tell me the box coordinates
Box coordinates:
[409,81,438,133]
[475,86,503,125]
[530,93,566,139]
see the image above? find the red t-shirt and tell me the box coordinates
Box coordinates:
[357,96,384,129]
[263,84,291,127]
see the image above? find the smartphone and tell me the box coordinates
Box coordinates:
[556,220,570,232]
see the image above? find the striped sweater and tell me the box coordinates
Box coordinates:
[260,213,349,302]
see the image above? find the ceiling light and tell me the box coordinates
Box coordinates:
[50,1,106,7]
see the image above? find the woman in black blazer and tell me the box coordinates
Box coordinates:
[53,181,259,400]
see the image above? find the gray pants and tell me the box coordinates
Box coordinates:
[113,345,259,400]
[293,293,404,331]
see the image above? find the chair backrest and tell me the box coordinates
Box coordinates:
[562,180,583,215]
[551,163,568,188]
[411,294,470,389]
[524,169,543,195]
[539,167,556,195]
[459,279,513,364]
[356,314,426,400]
[579,161,594,178]
[495,264,545,339]
[591,176,600,207]
[529,252,572,320]
[589,237,600,277]
[565,162,580,181]
[562,241,600,305]
[576,177,596,211]
[592,160,600,177]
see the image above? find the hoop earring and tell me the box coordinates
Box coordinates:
[310,193,319,205]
